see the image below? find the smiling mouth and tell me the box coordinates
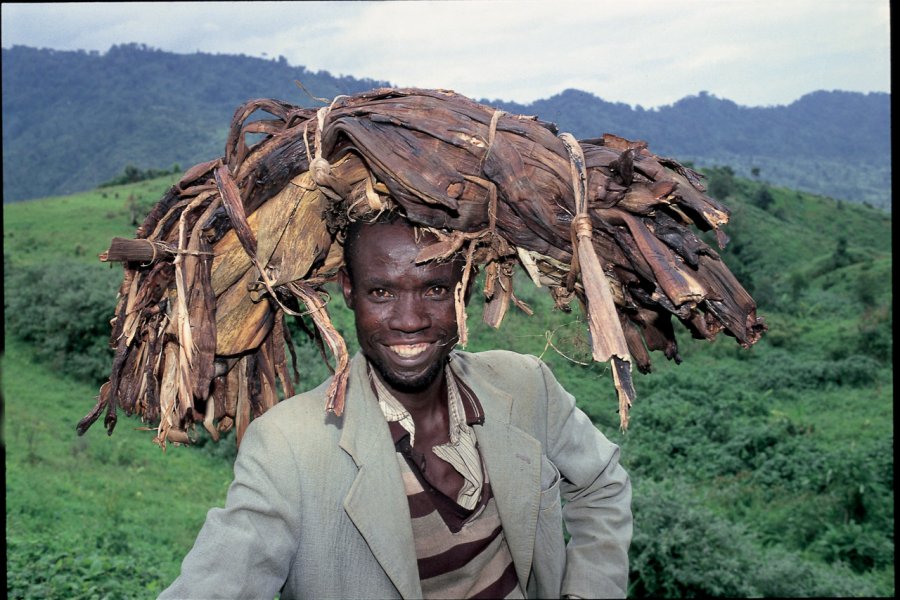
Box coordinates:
[388,343,430,358]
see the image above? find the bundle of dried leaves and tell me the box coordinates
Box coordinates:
[76,87,766,448]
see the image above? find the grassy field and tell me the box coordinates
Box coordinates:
[4,171,893,597]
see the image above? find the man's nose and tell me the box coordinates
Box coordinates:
[388,295,431,333]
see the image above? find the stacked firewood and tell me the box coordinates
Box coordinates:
[77,87,766,448]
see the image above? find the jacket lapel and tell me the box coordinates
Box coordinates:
[339,354,423,599]
[453,354,543,592]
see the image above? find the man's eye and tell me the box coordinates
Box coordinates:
[426,286,450,298]
[370,288,392,298]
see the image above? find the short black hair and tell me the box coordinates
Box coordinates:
[341,211,469,286]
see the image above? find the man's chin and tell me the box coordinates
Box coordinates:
[369,354,446,395]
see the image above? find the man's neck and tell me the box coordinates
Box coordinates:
[369,359,450,441]
[385,369,448,424]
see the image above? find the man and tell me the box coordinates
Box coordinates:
[160,213,632,599]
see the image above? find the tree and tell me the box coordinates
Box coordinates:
[752,186,775,211]
[832,236,851,269]
[707,165,737,200]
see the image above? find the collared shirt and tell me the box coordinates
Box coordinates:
[368,360,485,510]
[368,358,523,599]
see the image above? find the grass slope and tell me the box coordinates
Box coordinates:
[4,173,893,597]
[3,337,233,598]
[3,176,179,268]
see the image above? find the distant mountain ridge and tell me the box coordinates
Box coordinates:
[486,89,890,210]
[2,44,891,209]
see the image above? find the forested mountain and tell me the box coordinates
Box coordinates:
[2,44,390,204]
[2,44,891,209]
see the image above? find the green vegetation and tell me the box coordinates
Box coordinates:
[4,338,234,599]
[2,174,179,267]
[5,257,120,383]
[4,171,893,597]
[99,163,182,188]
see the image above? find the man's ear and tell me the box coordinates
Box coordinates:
[338,267,355,309]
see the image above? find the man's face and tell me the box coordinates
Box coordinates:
[340,221,463,397]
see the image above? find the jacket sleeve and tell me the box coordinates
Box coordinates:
[158,414,303,599]
[537,358,633,599]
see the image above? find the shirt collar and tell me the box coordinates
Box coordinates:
[366,356,485,446]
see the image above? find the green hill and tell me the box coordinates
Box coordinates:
[2,44,391,204]
[3,173,893,597]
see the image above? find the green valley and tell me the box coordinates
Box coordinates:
[3,169,893,597]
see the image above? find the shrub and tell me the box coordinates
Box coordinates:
[754,544,881,597]
[4,258,120,383]
[754,349,882,391]
[629,479,761,597]
[192,426,239,463]
[856,305,892,362]
[813,522,895,574]
[707,165,737,200]
[752,186,775,210]
[628,479,885,597]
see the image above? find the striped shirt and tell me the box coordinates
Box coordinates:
[370,362,485,508]
[369,362,523,599]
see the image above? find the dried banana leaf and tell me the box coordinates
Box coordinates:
[78,86,766,449]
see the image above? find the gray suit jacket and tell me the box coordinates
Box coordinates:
[160,350,632,599]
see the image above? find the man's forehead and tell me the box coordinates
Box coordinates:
[351,220,449,262]
[349,220,464,275]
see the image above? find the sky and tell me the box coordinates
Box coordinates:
[1,1,891,108]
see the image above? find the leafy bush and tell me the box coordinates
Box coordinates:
[621,349,894,585]
[192,425,239,463]
[752,544,882,598]
[813,522,895,574]
[98,163,181,187]
[629,479,761,597]
[4,257,120,383]
[706,165,738,200]
[752,186,775,210]
[629,479,883,598]
[754,349,883,391]
[7,536,170,599]
[856,305,892,362]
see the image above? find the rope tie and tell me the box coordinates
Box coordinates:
[481,109,505,166]
[557,133,590,289]
[304,98,351,202]
[572,214,594,240]
[138,239,213,267]
[310,156,332,188]
[140,240,159,267]
[558,131,635,430]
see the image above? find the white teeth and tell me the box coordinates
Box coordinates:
[390,344,429,358]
